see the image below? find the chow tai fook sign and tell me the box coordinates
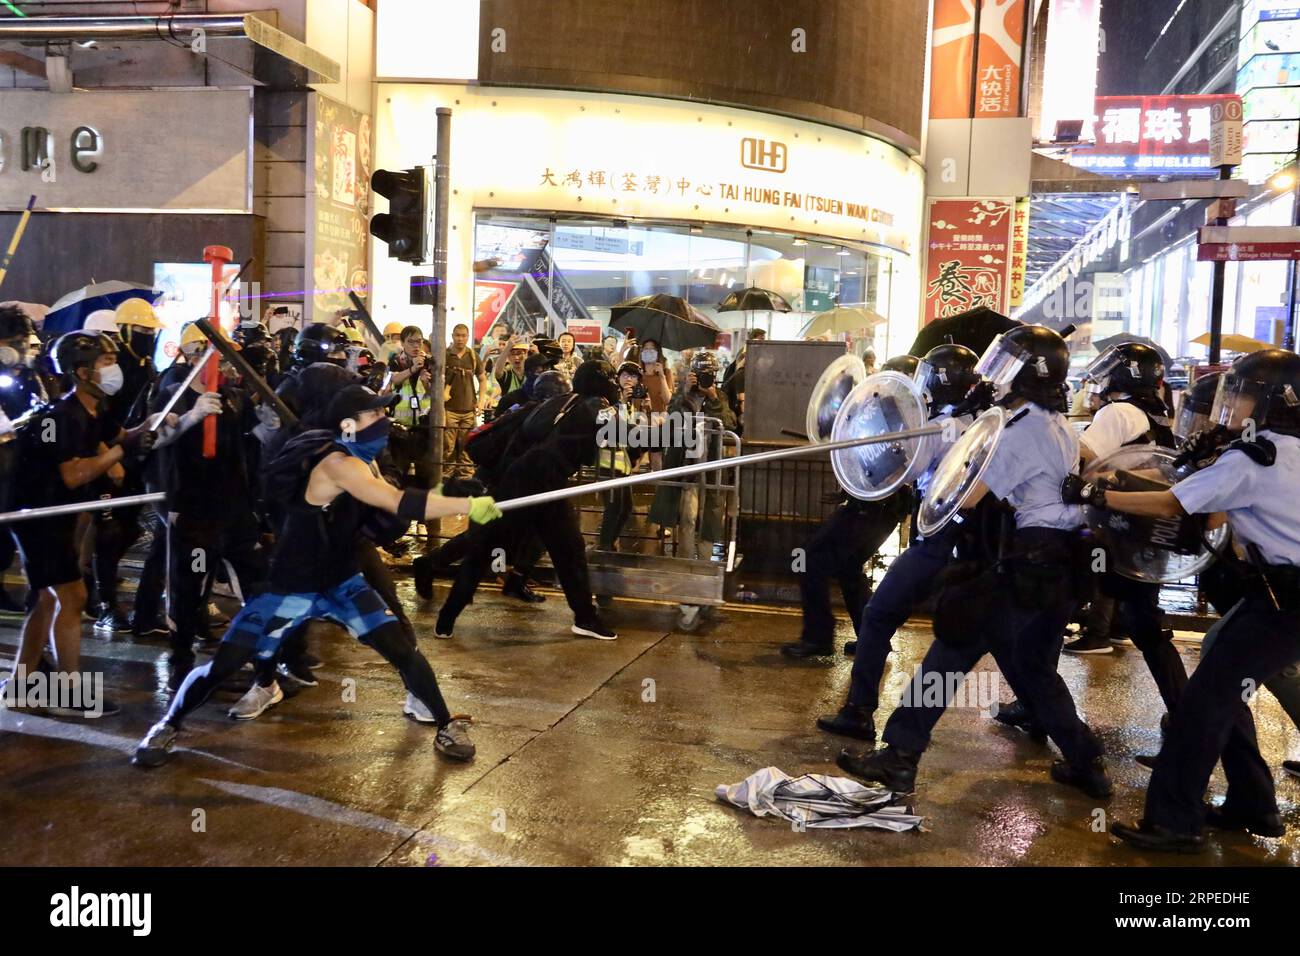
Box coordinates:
[1197,225,1300,261]
[923,198,1015,322]
[1067,94,1241,175]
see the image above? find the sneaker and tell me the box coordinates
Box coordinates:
[278,659,318,688]
[130,616,170,639]
[434,718,476,760]
[572,616,618,641]
[1063,632,1113,654]
[434,613,455,640]
[133,721,178,768]
[1284,760,1300,779]
[229,681,283,720]
[46,695,121,719]
[403,692,438,723]
[93,608,132,636]
[1050,758,1113,800]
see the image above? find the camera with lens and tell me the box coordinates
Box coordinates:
[695,371,715,389]
[631,383,648,401]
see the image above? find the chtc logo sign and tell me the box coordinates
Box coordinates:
[741,137,787,173]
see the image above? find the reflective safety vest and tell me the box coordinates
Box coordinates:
[393,373,433,426]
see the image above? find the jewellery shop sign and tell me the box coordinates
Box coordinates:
[0,89,252,213]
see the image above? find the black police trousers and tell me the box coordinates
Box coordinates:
[1144,595,1300,834]
[799,501,900,646]
[882,529,1104,769]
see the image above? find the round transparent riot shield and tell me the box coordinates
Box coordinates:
[829,371,930,500]
[917,406,1006,536]
[805,354,867,443]
[1083,444,1229,583]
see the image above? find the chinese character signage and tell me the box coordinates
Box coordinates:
[923,199,1015,323]
[1067,94,1239,174]
[975,0,1029,117]
[930,0,1029,120]
[1009,198,1030,307]
[306,94,372,324]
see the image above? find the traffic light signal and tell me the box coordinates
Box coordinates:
[369,167,427,264]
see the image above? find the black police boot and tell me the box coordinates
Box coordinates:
[502,570,545,603]
[991,698,1048,742]
[1204,803,1286,838]
[816,705,876,742]
[843,640,857,656]
[780,639,834,659]
[1110,819,1205,855]
[1050,758,1113,800]
[836,745,919,793]
[412,554,436,601]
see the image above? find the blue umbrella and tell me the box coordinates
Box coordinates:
[43,281,158,335]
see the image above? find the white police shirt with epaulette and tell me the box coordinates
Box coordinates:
[979,403,1086,530]
[1171,430,1300,568]
[1080,401,1150,460]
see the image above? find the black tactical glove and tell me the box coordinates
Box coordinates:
[950,380,996,418]
[1173,424,1231,471]
[1062,473,1107,508]
[118,424,158,459]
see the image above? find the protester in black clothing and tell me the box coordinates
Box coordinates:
[4,332,163,717]
[434,359,620,641]
[133,385,502,767]
[0,306,47,615]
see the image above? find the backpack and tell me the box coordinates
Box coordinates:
[260,428,340,510]
[464,400,540,486]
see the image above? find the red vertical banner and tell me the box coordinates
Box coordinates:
[974,0,1028,117]
[923,198,1015,323]
[1009,198,1030,307]
[929,0,978,120]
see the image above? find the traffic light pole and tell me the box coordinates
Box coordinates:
[422,107,451,550]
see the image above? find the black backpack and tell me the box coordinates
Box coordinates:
[260,428,340,510]
[464,401,537,483]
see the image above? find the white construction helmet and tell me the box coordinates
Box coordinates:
[83,309,120,335]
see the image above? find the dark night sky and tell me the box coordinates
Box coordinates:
[1096,0,1187,95]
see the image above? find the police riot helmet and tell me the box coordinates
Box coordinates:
[242,342,280,381]
[235,322,273,349]
[880,354,921,376]
[294,323,349,367]
[1085,342,1165,398]
[1173,372,1222,441]
[532,369,572,402]
[975,325,1070,411]
[1210,349,1300,438]
[921,344,981,408]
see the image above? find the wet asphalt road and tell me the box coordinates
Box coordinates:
[1,573,1297,867]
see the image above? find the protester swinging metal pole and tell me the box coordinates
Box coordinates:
[494,424,947,513]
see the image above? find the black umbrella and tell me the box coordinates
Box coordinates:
[717,287,793,313]
[909,306,1021,358]
[609,294,719,351]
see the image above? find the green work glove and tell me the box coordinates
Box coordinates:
[468,496,503,524]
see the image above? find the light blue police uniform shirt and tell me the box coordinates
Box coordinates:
[1171,430,1300,567]
[979,404,1086,530]
[915,409,970,499]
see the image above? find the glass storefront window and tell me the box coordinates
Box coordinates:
[470,212,902,363]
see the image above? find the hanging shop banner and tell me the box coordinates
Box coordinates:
[1009,198,1031,307]
[974,0,1029,118]
[472,279,520,341]
[930,0,979,120]
[305,94,373,325]
[1068,94,1240,175]
[923,198,1014,322]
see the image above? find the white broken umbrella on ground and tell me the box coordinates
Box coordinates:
[716,767,924,831]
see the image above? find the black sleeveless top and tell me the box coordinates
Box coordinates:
[267,444,366,593]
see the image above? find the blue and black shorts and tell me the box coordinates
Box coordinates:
[222,573,397,660]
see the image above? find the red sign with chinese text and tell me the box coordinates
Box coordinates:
[923,198,1015,323]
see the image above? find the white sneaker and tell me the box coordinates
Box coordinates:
[402,692,438,723]
[229,681,283,720]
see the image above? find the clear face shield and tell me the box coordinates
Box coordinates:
[1083,347,1122,394]
[1173,400,1209,442]
[910,358,934,397]
[973,334,1028,399]
[1210,374,1269,432]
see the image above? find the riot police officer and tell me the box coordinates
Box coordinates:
[780,354,941,660]
[1100,350,1300,852]
[839,326,1111,800]
[814,345,986,735]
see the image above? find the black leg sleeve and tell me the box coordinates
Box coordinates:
[163,640,257,729]
[360,621,452,726]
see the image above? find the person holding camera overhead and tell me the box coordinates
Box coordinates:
[387,324,435,488]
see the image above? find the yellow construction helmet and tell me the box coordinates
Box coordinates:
[383,322,404,337]
[115,297,164,330]
[179,321,241,352]
[340,324,364,344]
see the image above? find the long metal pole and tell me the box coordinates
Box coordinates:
[149,345,216,430]
[495,424,946,513]
[0,492,165,525]
[1207,165,1231,366]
